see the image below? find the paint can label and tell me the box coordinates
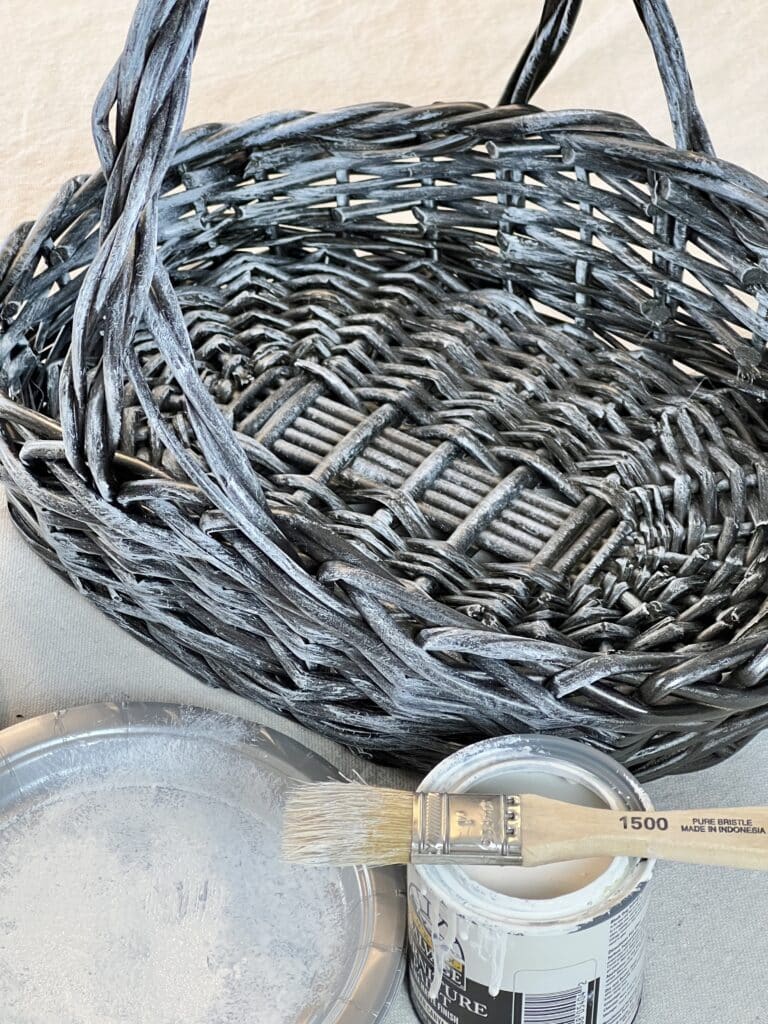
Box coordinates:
[408,881,650,1024]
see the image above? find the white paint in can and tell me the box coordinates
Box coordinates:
[407,736,655,1024]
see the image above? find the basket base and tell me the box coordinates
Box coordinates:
[3,238,768,782]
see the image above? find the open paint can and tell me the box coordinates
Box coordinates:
[407,735,654,1024]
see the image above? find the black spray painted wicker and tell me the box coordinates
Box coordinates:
[2,0,768,779]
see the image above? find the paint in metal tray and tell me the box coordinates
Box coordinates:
[407,736,654,1024]
[0,702,406,1024]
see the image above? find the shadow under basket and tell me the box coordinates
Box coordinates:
[3,0,768,779]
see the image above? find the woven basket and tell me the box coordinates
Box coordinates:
[3,0,768,779]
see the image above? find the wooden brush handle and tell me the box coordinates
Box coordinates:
[521,795,768,870]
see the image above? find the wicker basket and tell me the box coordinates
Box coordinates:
[2,0,768,779]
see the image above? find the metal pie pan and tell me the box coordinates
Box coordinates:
[0,702,406,1023]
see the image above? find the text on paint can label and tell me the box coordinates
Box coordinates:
[408,882,651,1024]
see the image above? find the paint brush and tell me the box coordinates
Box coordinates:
[282,782,768,870]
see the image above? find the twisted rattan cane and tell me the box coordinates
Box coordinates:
[3,0,768,777]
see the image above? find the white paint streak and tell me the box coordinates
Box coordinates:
[0,730,347,1024]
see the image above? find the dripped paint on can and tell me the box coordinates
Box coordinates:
[407,736,654,1024]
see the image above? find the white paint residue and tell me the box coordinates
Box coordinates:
[477,924,494,963]
[428,902,458,1001]
[487,927,506,998]
[425,908,506,1000]
[427,893,442,1000]
[0,733,348,1024]
[461,771,612,900]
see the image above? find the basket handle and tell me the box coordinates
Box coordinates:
[500,0,714,155]
[58,0,284,547]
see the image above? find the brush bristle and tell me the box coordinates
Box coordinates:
[282,782,414,866]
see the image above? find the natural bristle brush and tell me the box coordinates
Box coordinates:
[282,782,768,870]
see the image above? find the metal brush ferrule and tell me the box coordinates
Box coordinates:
[411,792,522,865]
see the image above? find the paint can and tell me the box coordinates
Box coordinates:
[407,735,654,1024]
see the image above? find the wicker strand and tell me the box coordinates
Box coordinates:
[2,0,768,778]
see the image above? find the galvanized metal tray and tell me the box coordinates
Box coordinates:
[0,702,406,1023]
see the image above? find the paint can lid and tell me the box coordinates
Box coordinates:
[0,702,406,1023]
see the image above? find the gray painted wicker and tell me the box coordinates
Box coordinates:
[2,0,768,778]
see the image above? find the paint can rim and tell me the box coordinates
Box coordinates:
[412,734,654,931]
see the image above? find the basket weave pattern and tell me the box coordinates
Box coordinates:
[2,0,768,777]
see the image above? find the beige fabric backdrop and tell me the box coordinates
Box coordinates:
[2,0,767,240]
[1,2,767,1021]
